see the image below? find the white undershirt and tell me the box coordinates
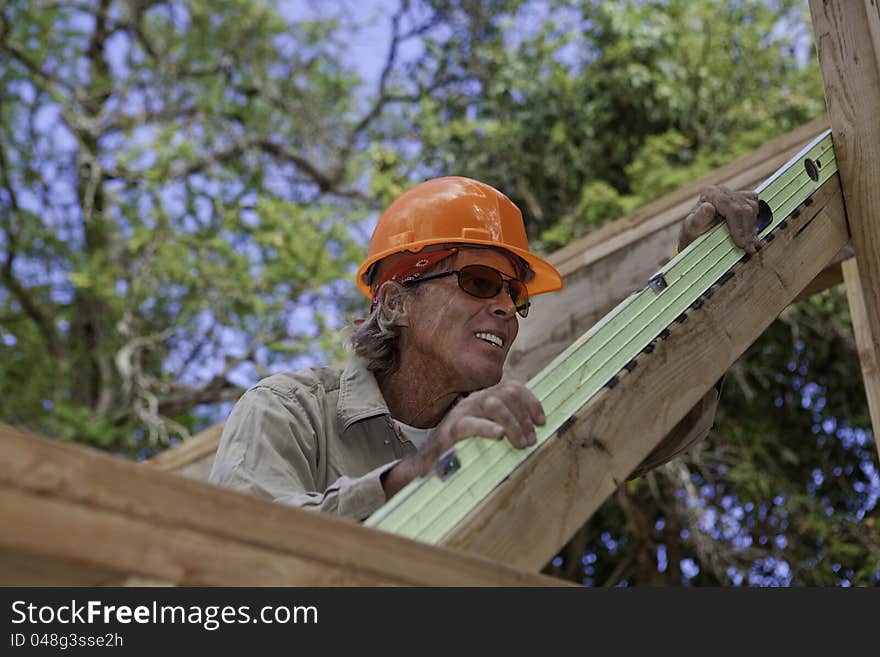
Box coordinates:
[393,419,437,449]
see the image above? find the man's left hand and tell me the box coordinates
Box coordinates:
[679,185,760,254]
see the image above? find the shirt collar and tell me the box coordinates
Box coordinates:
[337,355,390,433]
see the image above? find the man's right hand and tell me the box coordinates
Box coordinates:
[381,381,546,499]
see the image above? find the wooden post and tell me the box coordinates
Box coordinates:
[810,0,880,451]
[843,259,880,456]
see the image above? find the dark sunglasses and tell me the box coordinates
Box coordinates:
[403,264,531,318]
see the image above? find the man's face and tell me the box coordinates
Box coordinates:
[398,247,522,392]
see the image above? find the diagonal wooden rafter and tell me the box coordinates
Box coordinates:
[809,0,880,455]
[439,175,850,570]
[368,129,842,543]
[0,424,568,586]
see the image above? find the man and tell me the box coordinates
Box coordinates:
[209,177,759,521]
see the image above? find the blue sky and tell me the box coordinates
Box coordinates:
[282,0,397,85]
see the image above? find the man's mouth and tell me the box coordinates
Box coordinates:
[475,332,504,348]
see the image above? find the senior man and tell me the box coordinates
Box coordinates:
[209,177,758,521]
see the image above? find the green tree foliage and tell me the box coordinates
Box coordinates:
[409,0,825,249]
[0,1,354,450]
[0,0,440,452]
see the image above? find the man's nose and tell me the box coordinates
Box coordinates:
[488,288,517,318]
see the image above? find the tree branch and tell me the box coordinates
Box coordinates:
[336,5,448,170]
[0,140,60,357]
[255,139,370,200]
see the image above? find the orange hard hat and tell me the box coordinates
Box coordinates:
[356,176,563,298]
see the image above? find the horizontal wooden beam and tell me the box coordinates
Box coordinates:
[147,423,223,480]
[440,175,849,570]
[0,424,568,586]
[549,115,832,275]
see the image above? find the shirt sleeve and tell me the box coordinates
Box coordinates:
[208,386,397,521]
[627,378,723,480]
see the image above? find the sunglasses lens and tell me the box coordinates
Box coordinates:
[458,266,503,299]
[508,280,530,318]
[458,266,530,318]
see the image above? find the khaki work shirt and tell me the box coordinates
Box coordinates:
[209,356,720,521]
[209,356,415,521]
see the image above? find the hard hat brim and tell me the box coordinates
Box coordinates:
[356,238,563,299]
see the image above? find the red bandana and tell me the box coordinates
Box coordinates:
[369,248,459,314]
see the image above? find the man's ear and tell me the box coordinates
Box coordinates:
[377,282,411,327]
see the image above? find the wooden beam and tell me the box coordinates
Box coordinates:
[439,175,849,570]
[843,259,880,457]
[548,115,831,277]
[0,424,568,586]
[791,245,853,303]
[507,116,830,382]
[792,260,843,303]
[810,0,880,440]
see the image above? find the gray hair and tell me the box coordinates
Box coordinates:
[349,301,408,378]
